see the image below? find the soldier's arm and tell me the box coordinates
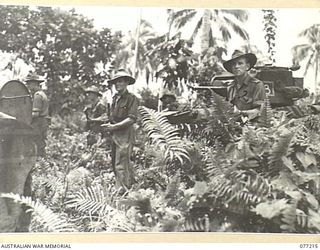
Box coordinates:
[115,95,139,129]
[252,80,266,109]
[90,103,109,122]
[102,95,139,131]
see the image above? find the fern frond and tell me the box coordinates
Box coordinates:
[202,118,233,145]
[66,185,135,232]
[205,169,273,215]
[120,197,153,216]
[176,122,204,140]
[280,200,297,232]
[282,208,320,233]
[268,131,294,176]
[35,157,51,171]
[1,193,75,232]
[202,148,235,178]
[139,106,190,165]
[180,215,209,232]
[259,97,273,128]
[306,209,320,233]
[43,176,64,191]
[164,170,181,203]
[66,185,116,216]
[296,209,309,230]
[210,91,235,124]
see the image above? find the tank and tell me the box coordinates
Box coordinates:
[0,80,36,232]
[254,65,308,107]
[0,80,32,124]
[188,65,309,108]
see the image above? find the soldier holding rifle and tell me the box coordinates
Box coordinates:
[83,86,107,147]
[102,70,139,191]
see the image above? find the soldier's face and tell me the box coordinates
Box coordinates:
[231,57,250,76]
[115,78,129,92]
[27,81,41,93]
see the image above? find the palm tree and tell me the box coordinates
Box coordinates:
[114,19,157,83]
[172,9,249,54]
[292,24,320,92]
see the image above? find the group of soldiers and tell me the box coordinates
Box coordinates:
[27,69,140,192]
[27,50,268,193]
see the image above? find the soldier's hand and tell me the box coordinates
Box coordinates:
[240,109,260,120]
[101,123,117,131]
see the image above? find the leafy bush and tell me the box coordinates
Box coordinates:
[21,93,320,233]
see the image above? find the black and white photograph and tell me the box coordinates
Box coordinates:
[0,3,320,235]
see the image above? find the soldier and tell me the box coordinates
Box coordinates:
[17,73,48,232]
[160,90,179,111]
[83,86,107,147]
[223,50,266,120]
[102,70,139,190]
[26,73,49,157]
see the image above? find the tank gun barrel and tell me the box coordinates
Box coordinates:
[186,83,228,97]
[253,64,301,71]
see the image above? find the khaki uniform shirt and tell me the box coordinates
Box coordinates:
[227,73,266,111]
[33,90,49,117]
[110,90,139,124]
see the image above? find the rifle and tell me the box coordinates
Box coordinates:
[84,107,109,132]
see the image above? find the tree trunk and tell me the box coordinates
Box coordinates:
[315,57,319,94]
[132,9,142,80]
[167,9,174,42]
[200,9,211,55]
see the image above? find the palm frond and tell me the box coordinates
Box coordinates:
[190,18,203,43]
[299,24,320,44]
[140,19,153,29]
[292,44,313,62]
[221,9,249,22]
[219,24,232,41]
[222,16,249,40]
[172,9,197,29]
[304,51,316,76]
[1,193,75,232]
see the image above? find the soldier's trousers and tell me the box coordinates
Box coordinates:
[111,129,134,189]
[31,117,48,157]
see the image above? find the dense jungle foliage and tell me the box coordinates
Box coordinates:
[1,6,320,234]
[4,93,320,233]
